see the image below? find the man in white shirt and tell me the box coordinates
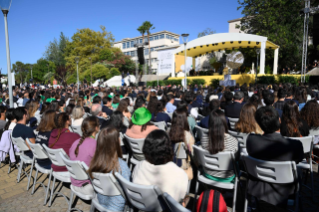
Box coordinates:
[17,93,24,107]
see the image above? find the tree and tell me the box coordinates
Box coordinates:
[238,0,304,69]
[198,28,215,38]
[44,32,69,66]
[65,26,115,74]
[142,21,155,74]
[99,48,114,61]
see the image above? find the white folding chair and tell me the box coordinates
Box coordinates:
[119,133,129,163]
[69,125,83,136]
[115,172,166,212]
[193,145,239,212]
[150,121,166,131]
[287,136,314,200]
[90,172,128,212]
[163,192,191,212]
[60,152,95,212]
[42,145,72,207]
[123,134,145,170]
[228,117,239,131]
[10,132,34,190]
[241,155,299,212]
[194,125,209,147]
[26,139,52,205]
[309,129,319,163]
[228,130,249,155]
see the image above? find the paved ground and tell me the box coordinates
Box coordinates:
[0,159,319,212]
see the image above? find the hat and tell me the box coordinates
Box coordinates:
[132,107,152,126]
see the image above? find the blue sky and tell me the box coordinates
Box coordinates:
[0,0,243,74]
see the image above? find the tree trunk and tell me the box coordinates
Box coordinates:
[148,33,151,75]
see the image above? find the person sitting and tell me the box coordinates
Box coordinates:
[280,100,309,137]
[220,91,233,110]
[202,110,238,182]
[69,116,100,196]
[91,104,108,126]
[133,97,146,111]
[165,94,176,114]
[246,106,304,208]
[101,111,127,134]
[199,99,220,129]
[285,90,299,106]
[132,130,188,202]
[12,107,36,158]
[27,100,39,130]
[88,127,131,211]
[102,96,113,117]
[71,106,85,126]
[125,107,158,139]
[35,110,56,169]
[116,99,131,127]
[263,91,283,118]
[235,103,263,134]
[151,100,171,124]
[48,113,81,172]
[177,101,196,132]
[169,109,194,180]
[183,92,198,119]
[0,106,7,130]
[273,88,286,111]
[111,95,120,110]
[224,91,245,118]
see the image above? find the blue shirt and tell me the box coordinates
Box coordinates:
[165,102,176,113]
[23,98,30,106]
[97,159,131,211]
[151,112,171,124]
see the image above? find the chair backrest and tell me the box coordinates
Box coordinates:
[174,142,188,159]
[194,125,209,146]
[115,172,165,211]
[42,144,68,167]
[150,121,166,131]
[163,192,191,212]
[10,132,29,152]
[91,172,124,197]
[287,136,313,155]
[309,128,319,136]
[228,130,248,148]
[60,152,89,181]
[228,117,239,130]
[26,139,49,160]
[193,145,236,172]
[123,134,145,154]
[69,125,83,136]
[241,155,298,184]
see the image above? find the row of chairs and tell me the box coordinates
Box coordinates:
[7,131,190,212]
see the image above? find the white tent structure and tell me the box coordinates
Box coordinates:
[175,33,280,75]
[93,75,137,87]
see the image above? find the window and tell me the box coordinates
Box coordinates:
[131,41,134,47]
[151,48,154,52]
[145,49,149,55]
[144,38,148,43]
[139,39,143,43]
[150,36,153,41]
[126,42,130,48]
[131,51,135,57]
[160,34,164,39]
[122,43,126,49]
[154,35,159,40]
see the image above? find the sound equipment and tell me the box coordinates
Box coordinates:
[309,76,319,85]
[137,47,145,65]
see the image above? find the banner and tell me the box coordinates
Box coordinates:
[157,49,174,75]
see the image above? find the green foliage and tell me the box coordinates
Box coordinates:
[265,65,272,74]
[209,57,222,72]
[257,76,276,84]
[147,79,206,87]
[238,0,304,69]
[110,68,121,77]
[277,76,299,84]
[198,28,215,38]
[210,79,220,88]
[44,32,69,66]
[90,64,109,80]
[188,79,206,86]
[99,49,114,61]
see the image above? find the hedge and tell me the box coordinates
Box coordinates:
[257,75,310,85]
[146,79,206,87]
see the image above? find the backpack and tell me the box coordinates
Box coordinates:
[196,190,228,212]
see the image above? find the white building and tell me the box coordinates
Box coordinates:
[113,31,180,73]
[228,18,242,33]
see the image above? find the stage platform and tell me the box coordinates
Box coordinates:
[169,74,303,86]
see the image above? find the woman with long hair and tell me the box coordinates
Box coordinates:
[101,111,127,134]
[235,103,263,134]
[48,101,59,113]
[147,96,158,115]
[295,87,307,110]
[280,100,309,137]
[169,109,194,180]
[177,101,196,132]
[71,106,85,126]
[27,100,39,129]
[40,102,50,115]
[35,110,57,169]
[116,99,131,127]
[69,116,100,195]
[48,113,80,172]
[151,100,171,124]
[5,108,16,131]
[112,95,120,110]
[88,127,131,211]
[301,100,319,130]
[65,104,75,116]
[203,110,238,182]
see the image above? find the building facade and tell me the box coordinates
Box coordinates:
[113,31,180,73]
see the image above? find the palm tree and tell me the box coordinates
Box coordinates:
[137,25,147,81]
[142,21,155,74]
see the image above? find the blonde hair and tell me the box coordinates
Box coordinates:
[72,106,84,120]
[28,100,39,118]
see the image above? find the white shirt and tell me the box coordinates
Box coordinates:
[17,98,24,107]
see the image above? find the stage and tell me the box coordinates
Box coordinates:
[169,74,303,86]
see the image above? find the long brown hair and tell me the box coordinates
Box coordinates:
[208,110,228,154]
[235,103,262,133]
[74,116,99,157]
[88,127,122,178]
[28,100,39,118]
[37,110,57,132]
[116,99,129,113]
[300,100,319,129]
[169,109,190,144]
[49,113,70,148]
[282,100,303,137]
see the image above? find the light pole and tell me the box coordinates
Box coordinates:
[75,57,80,90]
[88,57,92,86]
[0,0,13,108]
[255,48,260,83]
[181,33,189,91]
[30,65,33,80]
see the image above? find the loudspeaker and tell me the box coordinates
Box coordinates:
[137,47,145,65]
[309,76,319,85]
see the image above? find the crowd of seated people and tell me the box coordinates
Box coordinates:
[0,82,318,211]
